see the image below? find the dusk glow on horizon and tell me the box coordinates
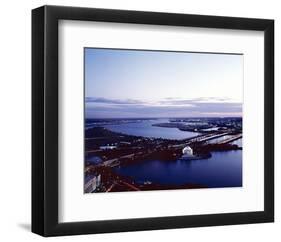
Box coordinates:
[85,48,243,118]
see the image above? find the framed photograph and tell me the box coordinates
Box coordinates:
[32,5,274,236]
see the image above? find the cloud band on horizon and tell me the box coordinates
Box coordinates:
[85,96,242,118]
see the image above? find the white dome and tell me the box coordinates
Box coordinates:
[182,146,193,155]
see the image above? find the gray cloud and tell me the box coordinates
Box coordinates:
[160,97,233,105]
[85,97,144,105]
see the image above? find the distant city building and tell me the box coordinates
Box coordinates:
[100,145,117,150]
[120,141,131,145]
[85,174,101,193]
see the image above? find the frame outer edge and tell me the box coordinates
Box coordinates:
[44,5,61,236]
[264,20,274,221]
[31,5,275,236]
[31,6,46,236]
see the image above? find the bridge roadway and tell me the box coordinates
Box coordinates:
[186,132,229,143]
[102,153,135,167]
[174,132,230,148]
[106,180,140,192]
[217,134,242,144]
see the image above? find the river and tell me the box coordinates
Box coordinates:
[105,119,200,140]
[89,119,243,188]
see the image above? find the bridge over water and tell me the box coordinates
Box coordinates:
[94,131,242,167]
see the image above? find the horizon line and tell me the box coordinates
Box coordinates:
[85,116,243,119]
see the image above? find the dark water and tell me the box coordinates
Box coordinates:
[114,149,242,188]
[105,119,199,140]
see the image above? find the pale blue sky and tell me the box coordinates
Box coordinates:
[85,48,243,118]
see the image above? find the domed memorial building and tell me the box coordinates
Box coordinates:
[183,146,193,156]
[181,146,195,160]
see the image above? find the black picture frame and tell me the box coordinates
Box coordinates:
[32,5,274,237]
